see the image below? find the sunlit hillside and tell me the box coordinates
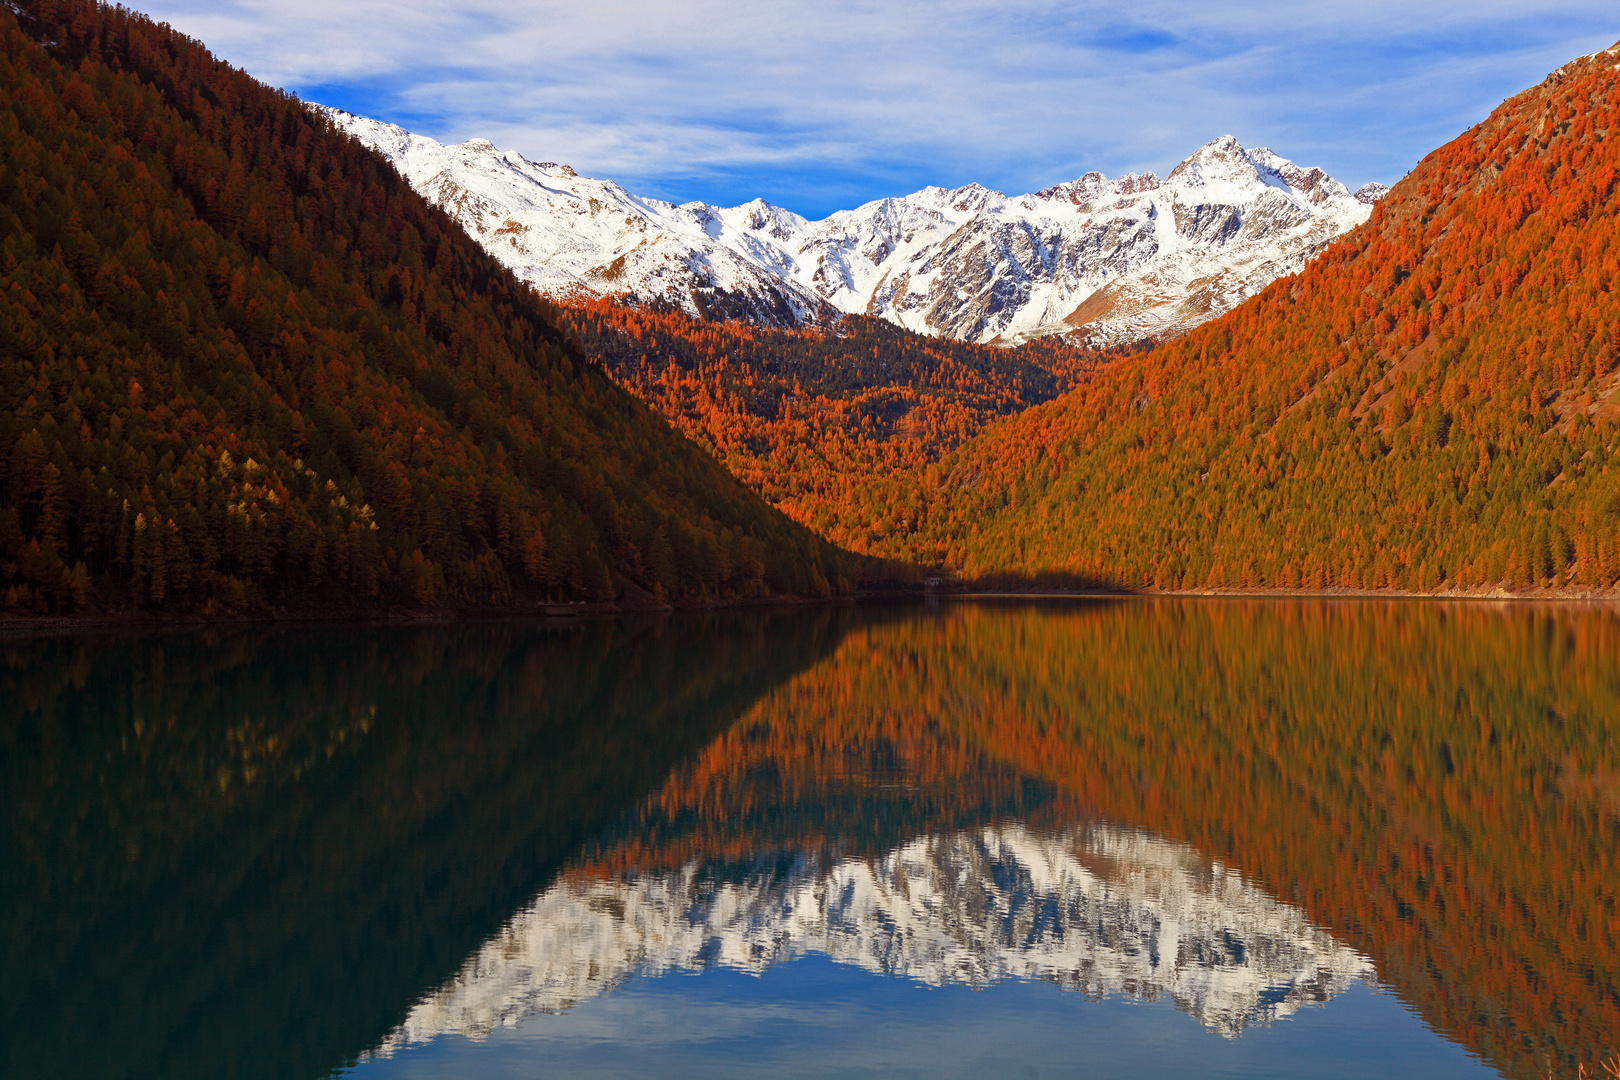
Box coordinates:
[559,297,1103,554]
[887,43,1620,594]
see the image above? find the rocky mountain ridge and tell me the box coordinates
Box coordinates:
[368,822,1374,1057]
[317,106,1384,347]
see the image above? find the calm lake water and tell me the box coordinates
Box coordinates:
[3,599,1617,1079]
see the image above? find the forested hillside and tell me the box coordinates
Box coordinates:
[0,0,875,616]
[559,296,1101,553]
[899,43,1620,593]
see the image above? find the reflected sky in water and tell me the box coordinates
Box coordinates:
[352,964,1488,1080]
[369,823,1374,1053]
[5,600,1618,1079]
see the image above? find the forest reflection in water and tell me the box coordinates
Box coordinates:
[3,599,1618,1079]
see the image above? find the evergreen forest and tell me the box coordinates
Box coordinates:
[0,0,883,616]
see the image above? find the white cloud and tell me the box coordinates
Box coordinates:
[134,0,1619,215]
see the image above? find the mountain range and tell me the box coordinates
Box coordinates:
[7,0,1620,623]
[319,107,1384,348]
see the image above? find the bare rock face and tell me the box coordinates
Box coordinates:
[318,106,1382,348]
[1354,182,1392,204]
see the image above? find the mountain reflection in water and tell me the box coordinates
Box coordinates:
[4,599,1618,1080]
[375,822,1372,1057]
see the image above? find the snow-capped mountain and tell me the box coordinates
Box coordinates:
[367,823,1373,1058]
[318,105,1384,347]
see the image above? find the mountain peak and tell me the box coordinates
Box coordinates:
[1033,170,1163,207]
[1167,135,1257,186]
[1181,134,1248,165]
[944,182,1004,213]
[322,107,1375,348]
[1353,182,1390,205]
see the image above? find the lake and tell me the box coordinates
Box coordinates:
[3,599,1616,1079]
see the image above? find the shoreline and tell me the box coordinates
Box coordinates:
[942,586,1620,603]
[5,584,1620,636]
[0,590,922,637]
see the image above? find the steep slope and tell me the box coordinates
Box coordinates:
[322,107,1379,347]
[555,298,1101,552]
[907,41,1620,592]
[0,0,873,616]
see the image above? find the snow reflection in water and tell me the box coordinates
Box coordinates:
[370,822,1373,1058]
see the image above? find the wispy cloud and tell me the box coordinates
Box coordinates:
[137,0,1618,216]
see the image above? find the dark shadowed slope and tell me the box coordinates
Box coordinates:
[0,0,880,617]
[0,611,851,1080]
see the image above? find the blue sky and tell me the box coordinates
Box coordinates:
[138,1,1617,219]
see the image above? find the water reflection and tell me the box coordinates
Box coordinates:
[4,599,1618,1080]
[0,613,846,1080]
[376,821,1372,1057]
[360,597,1619,1080]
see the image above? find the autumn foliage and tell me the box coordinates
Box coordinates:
[558,295,1101,555]
[0,0,881,615]
[559,43,1620,596]
[9,0,1620,609]
[885,44,1620,591]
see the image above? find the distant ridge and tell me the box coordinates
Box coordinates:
[320,107,1379,348]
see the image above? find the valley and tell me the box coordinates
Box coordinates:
[4,0,1620,610]
[5,7,1620,1079]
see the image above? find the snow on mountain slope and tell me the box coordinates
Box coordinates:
[366,822,1373,1058]
[318,106,1381,347]
[315,108,831,327]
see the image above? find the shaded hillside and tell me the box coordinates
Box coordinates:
[906,43,1620,592]
[0,0,871,616]
[559,296,1101,554]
